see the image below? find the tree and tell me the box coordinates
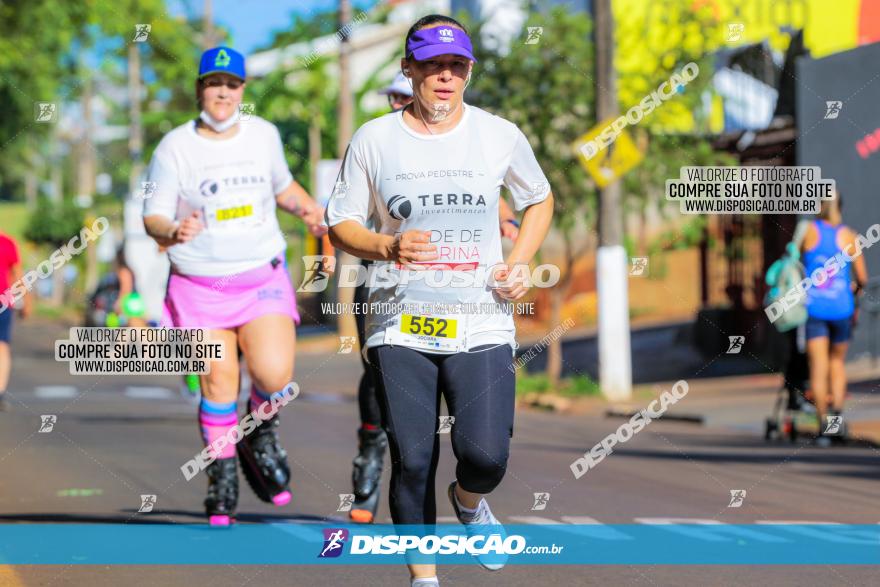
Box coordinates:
[465,7,595,388]
[464,5,733,388]
[0,0,89,203]
[24,195,85,306]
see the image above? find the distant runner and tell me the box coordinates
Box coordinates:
[143,46,326,525]
[0,231,31,413]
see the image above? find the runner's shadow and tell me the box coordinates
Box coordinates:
[73,414,195,424]
[135,509,348,524]
[609,432,880,480]
[0,513,176,524]
[0,511,342,524]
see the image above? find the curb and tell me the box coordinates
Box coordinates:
[604,407,705,425]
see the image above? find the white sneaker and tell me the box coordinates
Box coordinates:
[411,577,439,587]
[447,481,507,571]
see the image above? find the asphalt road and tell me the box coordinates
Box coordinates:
[0,320,877,586]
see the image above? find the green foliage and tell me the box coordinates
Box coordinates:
[0,0,89,199]
[258,2,380,52]
[463,7,595,240]
[459,5,731,278]
[249,57,338,191]
[0,202,31,243]
[247,9,399,193]
[94,1,205,166]
[24,195,84,247]
[559,375,602,397]
[515,371,602,397]
[0,0,204,202]
[516,372,550,395]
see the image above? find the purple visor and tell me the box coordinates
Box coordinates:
[406,26,477,63]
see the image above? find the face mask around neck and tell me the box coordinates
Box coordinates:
[199,107,240,133]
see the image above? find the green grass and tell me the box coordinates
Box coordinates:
[634,386,657,401]
[560,375,602,398]
[516,372,602,398]
[516,373,550,395]
[0,202,30,243]
[33,303,82,322]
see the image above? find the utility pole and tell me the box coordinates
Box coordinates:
[80,75,99,294]
[128,43,143,202]
[203,0,215,49]
[335,0,357,337]
[25,135,37,209]
[337,0,353,157]
[79,76,96,199]
[594,0,632,401]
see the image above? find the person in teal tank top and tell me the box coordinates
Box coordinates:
[800,195,867,445]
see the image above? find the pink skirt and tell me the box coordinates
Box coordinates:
[162,256,301,330]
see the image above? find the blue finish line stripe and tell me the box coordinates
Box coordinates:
[0,524,877,565]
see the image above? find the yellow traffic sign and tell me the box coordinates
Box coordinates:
[573,118,645,187]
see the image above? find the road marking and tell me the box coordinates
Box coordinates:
[509,516,563,524]
[560,516,604,524]
[634,517,721,524]
[34,385,78,398]
[756,520,841,524]
[124,386,173,399]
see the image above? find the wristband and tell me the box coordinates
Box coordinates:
[503,219,520,229]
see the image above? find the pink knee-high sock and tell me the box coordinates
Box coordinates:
[249,385,290,416]
[199,398,238,459]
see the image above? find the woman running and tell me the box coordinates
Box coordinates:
[349,72,522,525]
[801,195,867,446]
[143,46,326,525]
[327,15,553,585]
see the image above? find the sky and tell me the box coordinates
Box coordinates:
[168,0,379,54]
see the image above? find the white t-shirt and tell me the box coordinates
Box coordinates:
[326,104,550,353]
[143,117,294,276]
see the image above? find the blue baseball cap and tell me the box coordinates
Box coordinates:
[406,25,477,63]
[199,46,246,80]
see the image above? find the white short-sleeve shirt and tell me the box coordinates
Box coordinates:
[143,117,294,276]
[326,104,551,353]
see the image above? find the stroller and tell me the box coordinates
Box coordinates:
[762,227,822,442]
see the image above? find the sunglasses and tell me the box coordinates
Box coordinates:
[387,93,412,107]
[201,77,244,90]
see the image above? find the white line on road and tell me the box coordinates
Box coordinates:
[756,520,842,524]
[560,516,604,524]
[125,386,173,399]
[509,516,563,524]
[34,386,78,398]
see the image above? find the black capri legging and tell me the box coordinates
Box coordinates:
[353,263,382,428]
[367,343,516,525]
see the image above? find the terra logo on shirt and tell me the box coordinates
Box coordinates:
[199,175,268,198]
[416,193,486,207]
[386,193,488,220]
[200,179,219,197]
[388,195,412,220]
